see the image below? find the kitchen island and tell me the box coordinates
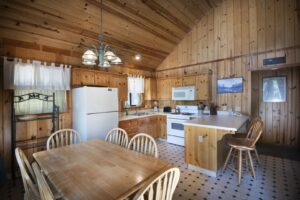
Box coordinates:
[184,115,248,177]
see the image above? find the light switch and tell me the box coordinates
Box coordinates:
[198,135,203,142]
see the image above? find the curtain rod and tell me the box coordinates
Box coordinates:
[2,56,72,68]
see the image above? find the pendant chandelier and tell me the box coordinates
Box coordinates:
[82,0,122,67]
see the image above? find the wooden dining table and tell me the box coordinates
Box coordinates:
[33,140,171,200]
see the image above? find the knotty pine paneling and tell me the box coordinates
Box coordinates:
[251,68,300,146]
[0,60,153,174]
[156,0,300,116]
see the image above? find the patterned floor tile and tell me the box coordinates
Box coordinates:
[0,140,299,200]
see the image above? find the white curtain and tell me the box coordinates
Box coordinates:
[128,75,144,93]
[4,58,71,90]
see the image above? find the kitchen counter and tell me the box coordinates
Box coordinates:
[184,115,249,131]
[119,112,167,121]
[184,114,249,177]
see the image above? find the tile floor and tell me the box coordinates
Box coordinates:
[1,140,300,200]
[157,140,300,200]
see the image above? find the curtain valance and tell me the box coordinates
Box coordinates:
[3,58,71,90]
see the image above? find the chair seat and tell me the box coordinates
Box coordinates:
[228,138,254,150]
[233,132,247,138]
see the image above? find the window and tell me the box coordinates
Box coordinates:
[14,90,67,115]
[263,76,286,102]
[129,93,142,106]
[127,76,144,107]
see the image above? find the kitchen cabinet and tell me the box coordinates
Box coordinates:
[119,119,139,137]
[156,74,211,100]
[111,76,128,101]
[144,78,157,100]
[119,115,166,139]
[196,74,211,100]
[182,76,196,86]
[157,115,167,139]
[72,68,95,86]
[157,79,171,100]
[94,72,110,86]
[169,77,182,87]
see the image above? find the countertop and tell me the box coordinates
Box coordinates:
[183,115,249,131]
[119,112,167,121]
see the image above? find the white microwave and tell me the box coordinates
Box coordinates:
[172,86,195,101]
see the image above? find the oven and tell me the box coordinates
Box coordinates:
[167,116,188,146]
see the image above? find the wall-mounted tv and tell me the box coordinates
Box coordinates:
[217,77,243,93]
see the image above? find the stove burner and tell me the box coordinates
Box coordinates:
[181,113,193,115]
[170,112,193,116]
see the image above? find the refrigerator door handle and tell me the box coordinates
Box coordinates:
[87,111,118,115]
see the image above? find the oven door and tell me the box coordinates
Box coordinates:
[167,118,186,137]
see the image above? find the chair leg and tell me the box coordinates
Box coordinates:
[222,147,233,173]
[245,152,249,172]
[254,148,260,165]
[247,150,256,179]
[238,150,242,185]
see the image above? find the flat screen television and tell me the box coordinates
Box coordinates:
[217,77,243,93]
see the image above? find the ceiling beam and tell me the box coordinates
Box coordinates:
[86,0,178,44]
[141,0,191,32]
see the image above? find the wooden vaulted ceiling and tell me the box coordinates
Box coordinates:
[0,0,221,71]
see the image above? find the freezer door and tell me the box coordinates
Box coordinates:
[85,111,118,141]
[86,87,118,113]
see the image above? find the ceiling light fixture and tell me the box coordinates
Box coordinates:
[134,53,141,61]
[82,0,122,67]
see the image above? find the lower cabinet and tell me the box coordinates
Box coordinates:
[157,115,167,139]
[119,115,167,139]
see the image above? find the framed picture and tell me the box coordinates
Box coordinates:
[263,76,286,102]
[217,77,243,93]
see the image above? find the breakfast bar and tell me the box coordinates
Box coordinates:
[184,115,249,177]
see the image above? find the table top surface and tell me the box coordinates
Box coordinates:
[184,115,249,131]
[33,140,170,200]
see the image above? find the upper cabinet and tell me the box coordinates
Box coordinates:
[196,74,211,100]
[72,68,128,101]
[156,73,211,100]
[111,75,128,101]
[156,79,171,100]
[182,76,196,86]
[94,72,110,86]
[72,68,95,86]
[144,78,157,100]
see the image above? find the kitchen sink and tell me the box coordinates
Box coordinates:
[130,112,151,116]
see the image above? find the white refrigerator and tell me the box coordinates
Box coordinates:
[72,87,119,141]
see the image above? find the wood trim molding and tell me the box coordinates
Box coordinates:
[156,45,300,72]
[249,63,300,72]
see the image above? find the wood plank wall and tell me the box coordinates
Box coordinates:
[0,56,153,174]
[156,0,300,117]
[251,68,300,146]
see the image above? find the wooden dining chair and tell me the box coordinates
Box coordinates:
[105,128,129,147]
[222,120,264,185]
[233,116,262,164]
[133,167,180,200]
[15,148,40,200]
[32,162,55,200]
[128,133,159,158]
[47,129,81,150]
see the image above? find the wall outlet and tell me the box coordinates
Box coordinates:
[198,135,203,142]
